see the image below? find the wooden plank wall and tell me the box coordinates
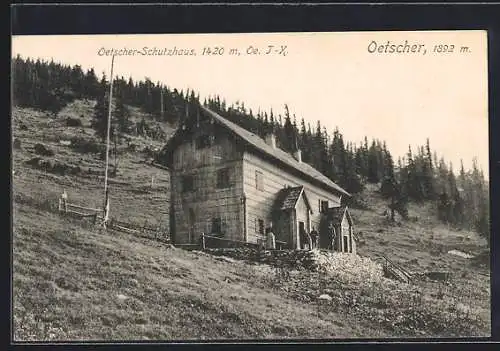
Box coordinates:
[171,128,245,244]
[242,152,342,244]
[169,122,345,247]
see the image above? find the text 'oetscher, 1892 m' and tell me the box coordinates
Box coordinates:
[367,40,471,56]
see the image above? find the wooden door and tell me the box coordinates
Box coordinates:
[298,221,305,249]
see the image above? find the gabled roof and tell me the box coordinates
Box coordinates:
[328,205,353,226]
[199,106,350,197]
[161,105,350,197]
[273,186,312,212]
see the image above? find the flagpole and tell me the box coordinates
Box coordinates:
[102,54,115,228]
[160,85,164,119]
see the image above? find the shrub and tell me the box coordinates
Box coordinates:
[33,143,54,156]
[24,157,81,176]
[69,136,104,154]
[51,161,69,175]
[13,138,22,149]
[471,250,490,268]
[25,157,43,167]
[65,117,83,127]
[349,194,370,210]
[143,146,158,158]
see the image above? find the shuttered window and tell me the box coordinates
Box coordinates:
[255,218,264,234]
[181,175,194,193]
[255,171,264,191]
[211,218,222,234]
[217,167,231,188]
[319,200,329,213]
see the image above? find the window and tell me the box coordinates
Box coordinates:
[195,134,211,149]
[181,175,194,193]
[255,171,264,191]
[216,167,231,188]
[211,218,222,234]
[319,200,329,213]
[255,219,265,235]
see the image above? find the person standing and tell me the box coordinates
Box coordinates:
[303,229,312,250]
[310,226,319,250]
[328,222,337,251]
[299,226,308,250]
[265,227,276,250]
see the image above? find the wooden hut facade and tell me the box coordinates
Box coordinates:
[159,105,356,251]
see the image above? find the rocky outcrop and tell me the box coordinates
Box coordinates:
[203,248,384,282]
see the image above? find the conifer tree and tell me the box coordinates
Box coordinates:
[83,68,100,99]
[91,74,110,142]
[367,140,381,183]
[114,85,131,135]
[282,104,295,153]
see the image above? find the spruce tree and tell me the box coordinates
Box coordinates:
[114,85,131,135]
[367,140,381,183]
[83,68,100,99]
[299,118,310,163]
[91,75,109,142]
[283,104,295,153]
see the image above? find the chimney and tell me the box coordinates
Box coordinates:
[264,133,276,149]
[294,149,302,163]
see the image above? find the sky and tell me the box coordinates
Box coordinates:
[11,31,489,177]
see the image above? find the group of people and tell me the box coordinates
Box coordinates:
[264,225,319,251]
[300,222,338,251]
[299,226,319,250]
[261,222,338,251]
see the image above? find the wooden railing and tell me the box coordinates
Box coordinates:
[198,233,288,250]
[380,254,413,283]
[59,196,101,218]
[200,233,259,250]
[57,191,169,242]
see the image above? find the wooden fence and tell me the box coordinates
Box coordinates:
[380,254,414,283]
[199,233,259,250]
[57,191,170,242]
[106,217,169,242]
[59,196,102,218]
[198,233,287,250]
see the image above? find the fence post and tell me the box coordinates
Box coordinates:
[202,233,206,250]
[61,190,68,213]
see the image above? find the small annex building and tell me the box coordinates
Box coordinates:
[326,205,356,254]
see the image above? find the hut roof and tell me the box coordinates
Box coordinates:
[273,186,312,212]
[202,107,350,197]
[162,105,350,197]
[328,205,353,226]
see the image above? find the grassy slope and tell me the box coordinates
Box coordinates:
[14,204,382,340]
[12,100,491,340]
[351,183,490,312]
